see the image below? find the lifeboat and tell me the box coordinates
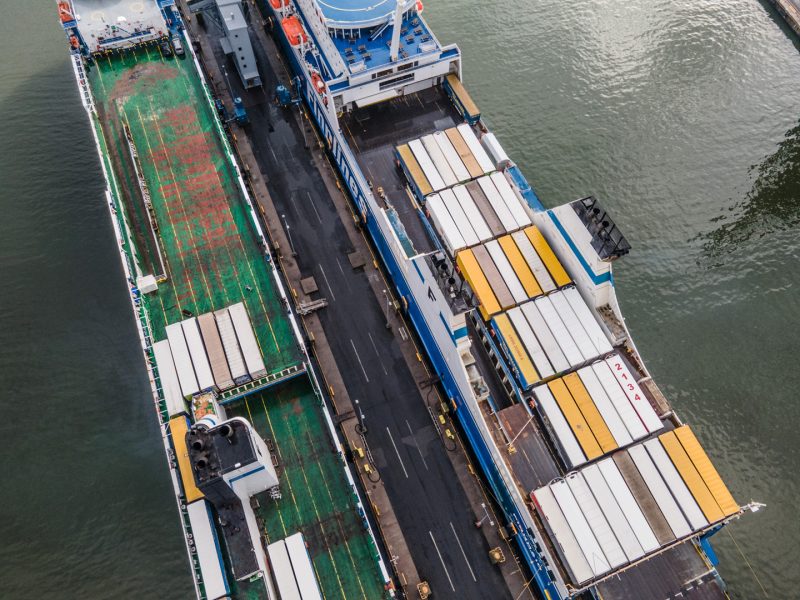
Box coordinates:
[281,16,308,46]
[310,71,328,106]
[58,1,74,23]
[416,0,424,13]
[69,35,79,49]
[269,0,290,8]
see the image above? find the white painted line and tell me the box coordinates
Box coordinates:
[386,427,409,478]
[450,522,477,582]
[369,332,388,374]
[429,530,456,592]
[289,191,300,214]
[307,190,323,224]
[398,326,408,341]
[350,338,370,383]
[406,420,428,471]
[318,264,336,302]
[269,146,277,163]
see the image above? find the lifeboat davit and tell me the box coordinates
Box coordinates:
[281,16,308,46]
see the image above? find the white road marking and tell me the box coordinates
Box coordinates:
[450,522,477,582]
[429,531,456,592]
[350,338,369,383]
[368,332,388,374]
[398,326,408,341]
[289,191,300,214]
[406,420,428,470]
[307,190,322,224]
[269,146,277,163]
[386,427,408,478]
[318,264,335,302]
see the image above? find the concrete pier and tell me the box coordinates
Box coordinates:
[768,0,800,36]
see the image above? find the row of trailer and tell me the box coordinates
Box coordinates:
[532,425,740,587]
[488,288,613,388]
[152,302,267,415]
[456,226,572,320]
[425,173,534,254]
[533,355,663,469]
[266,533,323,600]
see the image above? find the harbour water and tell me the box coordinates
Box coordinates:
[1,0,797,597]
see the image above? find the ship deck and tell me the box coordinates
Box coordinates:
[87,45,387,598]
[340,85,463,257]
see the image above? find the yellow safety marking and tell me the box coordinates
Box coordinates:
[525,226,572,287]
[562,373,617,453]
[548,378,602,460]
[493,314,539,386]
[456,249,501,319]
[674,426,739,516]
[498,235,543,298]
[660,431,726,523]
[168,415,204,503]
[397,144,433,197]
[446,74,481,118]
[445,127,483,178]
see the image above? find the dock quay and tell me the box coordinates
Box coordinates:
[177,1,537,597]
[768,0,800,36]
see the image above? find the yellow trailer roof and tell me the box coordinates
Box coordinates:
[445,127,483,179]
[446,74,481,120]
[169,415,204,504]
[524,226,571,288]
[563,373,618,454]
[457,249,500,319]
[674,426,739,517]
[498,235,542,298]
[494,313,539,387]
[659,431,725,523]
[397,143,433,197]
[548,378,602,460]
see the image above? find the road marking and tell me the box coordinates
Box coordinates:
[318,264,336,302]
[289,191,300,215]
[269,146,277,163]
[307,190,323,224]
[386,427,408,478]
[398,326,408,341]
[450,522,477,582]
[350,338,370,383]
[368,332,388,374]
[429,531,455,592]
[406,420,428,471]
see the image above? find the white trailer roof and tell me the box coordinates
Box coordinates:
[549,291,599,362]
[576,366,633,447]
[152,340,186,417]
[511,230,557,292]
[426,193,465,253]
[533,486,594,585]
[408,139,446,191]
[628,444,692,539]
[603,356,663,433]
[452,185,492,241]
[440,188,480,247]
[165,322,199,398]
[228,303,267,380]
[520,301,569,374]
[481,131,510,170]
[187,500,230,600]
[485,240,527,303]
[562,287,613,355]
[477,176,517,232]
[508,307,554,378]
[490,172,531,229]
[581,464,645,562]
[534,296,584,367]
[421,134,458,188]
[591,361,648,440]
[457,123,495,174]
[551,479,610,577]
[534,385,586,468]
[214,308,249,384]
[267,540,302,600]
[565,473,627,569]
[284,533,323,600]
[643,438,708,530]
[433,131,471,183]
[182,317,216,392]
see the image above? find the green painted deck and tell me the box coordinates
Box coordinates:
[89,48,297,375]
[228,379,388,600]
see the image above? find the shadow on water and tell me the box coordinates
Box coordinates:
[699,119,800,258]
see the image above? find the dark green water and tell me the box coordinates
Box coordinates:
[1,0,797,598]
